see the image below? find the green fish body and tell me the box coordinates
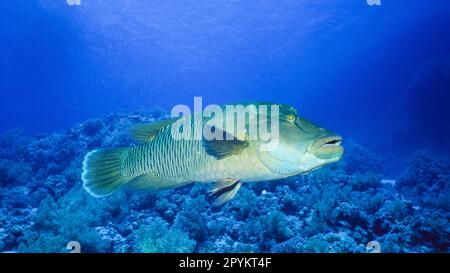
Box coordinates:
[82,103,343,205]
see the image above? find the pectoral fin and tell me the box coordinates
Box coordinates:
[129,118,178,144]
[209,178,241,206]
[202,126,249,160]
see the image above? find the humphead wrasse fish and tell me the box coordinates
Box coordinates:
[81,103,343,206]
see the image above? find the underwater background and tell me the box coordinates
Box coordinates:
[0,0,449,253]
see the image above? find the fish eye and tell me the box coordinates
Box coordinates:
[286,114,296,122]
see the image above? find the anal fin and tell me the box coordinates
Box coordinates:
[127,172,189,191]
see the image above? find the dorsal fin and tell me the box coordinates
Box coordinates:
[129,118,178,144]
[202,126,249,160]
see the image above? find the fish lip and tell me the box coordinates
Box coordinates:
[320,136,342,148]
[310,135,344,160]
[314,135,343,148]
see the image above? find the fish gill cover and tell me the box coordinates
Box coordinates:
[0,0,449,253]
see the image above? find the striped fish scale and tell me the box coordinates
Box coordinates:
[120,113,278,186]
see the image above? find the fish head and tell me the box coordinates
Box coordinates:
[255,109,343,176]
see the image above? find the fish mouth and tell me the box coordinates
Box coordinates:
[310,135,344,161]
[319,136,342,148]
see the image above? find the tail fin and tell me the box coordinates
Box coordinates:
[81,148,129,198]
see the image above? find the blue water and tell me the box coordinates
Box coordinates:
[0,1,449,253]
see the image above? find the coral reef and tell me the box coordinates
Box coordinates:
[0,111,448,253]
